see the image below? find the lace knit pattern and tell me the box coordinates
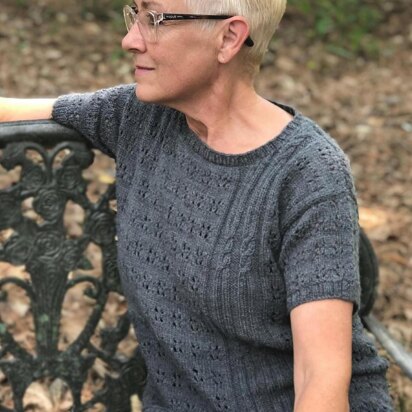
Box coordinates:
[52,84,393,411]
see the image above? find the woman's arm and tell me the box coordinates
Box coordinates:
[0,97,56,122]
[1,85,136,159]
[291,299,353,412]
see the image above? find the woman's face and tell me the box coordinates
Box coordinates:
[122,0,220,107]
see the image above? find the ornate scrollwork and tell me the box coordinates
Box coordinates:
[0,121,146,412]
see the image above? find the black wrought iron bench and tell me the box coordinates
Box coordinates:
[0,120,410,411]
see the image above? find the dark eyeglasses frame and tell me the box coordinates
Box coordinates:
[128,5,254,47]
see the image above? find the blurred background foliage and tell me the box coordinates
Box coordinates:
[287,0,383,57]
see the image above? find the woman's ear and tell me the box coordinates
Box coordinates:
[218,17,250,64]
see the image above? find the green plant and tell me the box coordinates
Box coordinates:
[15,0,29,7]
[288,0,383,57]
[82,0,125,20]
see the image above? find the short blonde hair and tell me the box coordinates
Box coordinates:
[185,0,287,76]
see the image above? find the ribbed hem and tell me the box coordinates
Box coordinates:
[287,279,360,314]
[179,101,304,167]
[52,92,89,124]
[349,374,393,411]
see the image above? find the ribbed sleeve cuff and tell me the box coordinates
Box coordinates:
[287,279,360,314]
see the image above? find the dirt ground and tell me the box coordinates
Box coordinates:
[0,0,411,410]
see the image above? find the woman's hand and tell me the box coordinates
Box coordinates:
[0,97,56,122]
[291,299,353,412]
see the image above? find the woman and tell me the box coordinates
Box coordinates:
[0,0,393,410]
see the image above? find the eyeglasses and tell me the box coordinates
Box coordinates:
[123,5,254,47]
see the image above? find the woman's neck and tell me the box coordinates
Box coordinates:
[175,81,293,154]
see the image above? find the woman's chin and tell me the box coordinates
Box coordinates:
[135,85,160,104]
[135,85,173,106]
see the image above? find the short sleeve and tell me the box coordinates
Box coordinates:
[52,84,136,159]
[278,191,361,314]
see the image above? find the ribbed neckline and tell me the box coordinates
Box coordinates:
[179,101,304,167]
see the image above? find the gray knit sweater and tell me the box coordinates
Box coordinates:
[52,84,393,411]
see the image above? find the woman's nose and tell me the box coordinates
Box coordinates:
[121,24,147,53]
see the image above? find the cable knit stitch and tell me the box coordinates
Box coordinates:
[52,84,393,412]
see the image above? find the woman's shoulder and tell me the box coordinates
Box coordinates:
[272,105,358,213]
[273,100,348,160]
[87,83,175,121]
